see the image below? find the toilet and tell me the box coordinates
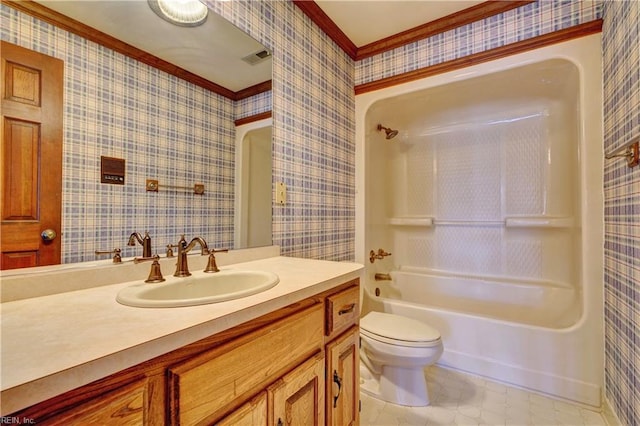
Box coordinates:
[359,311,443,406]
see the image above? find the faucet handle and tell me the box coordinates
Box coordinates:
[369,248,392,263]
[133,255,156,263]
[166,244,178,257]
[203,248,228,273]
[144,255,165,283]
[95,248,122,263]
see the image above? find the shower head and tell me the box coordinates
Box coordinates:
[377,124,399,140]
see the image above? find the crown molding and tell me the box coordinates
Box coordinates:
[292,0,358,60]
[234,111,273,127]
[293,1,535,61]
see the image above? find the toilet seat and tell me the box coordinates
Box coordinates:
[361,312,441,348]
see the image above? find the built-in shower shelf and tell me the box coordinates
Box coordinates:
[388,216,434,227]
[387,216,574,228]
[505,216,574,228]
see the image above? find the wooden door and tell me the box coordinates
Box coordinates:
[1,41,63,269]
[326,326,360,426]
[268,352,325,426]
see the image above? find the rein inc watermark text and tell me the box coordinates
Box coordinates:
[1,417,35,424]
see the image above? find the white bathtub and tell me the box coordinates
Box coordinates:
[382,269,581,328]
[362,273,602,406]
[356,35,604,407]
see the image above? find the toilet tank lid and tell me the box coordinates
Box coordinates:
[360,311,441,342]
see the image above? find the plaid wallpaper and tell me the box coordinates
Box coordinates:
[356,1,602,86]
[602,2,640,425]
[236,89,271,120]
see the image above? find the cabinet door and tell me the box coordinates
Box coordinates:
[217,392,267,426]
[39,378,146,425]
[168,304,323,425]
[326,326,360,426]
[268,352,325,426]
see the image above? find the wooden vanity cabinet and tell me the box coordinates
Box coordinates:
[8,279,360,426]
[324,284,360,426]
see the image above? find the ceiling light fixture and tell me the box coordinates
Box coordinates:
[148,0,208,27]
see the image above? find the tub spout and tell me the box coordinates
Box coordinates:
[375,273,392,281]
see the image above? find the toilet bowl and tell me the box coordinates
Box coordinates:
[360,311,443,406]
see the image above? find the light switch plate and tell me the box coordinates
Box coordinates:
[276,182,287,205]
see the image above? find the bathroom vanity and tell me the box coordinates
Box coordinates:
[0,252,362,425]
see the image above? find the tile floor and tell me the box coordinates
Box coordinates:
[360,366,612,426]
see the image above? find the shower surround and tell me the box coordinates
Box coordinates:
[356,35,603,406]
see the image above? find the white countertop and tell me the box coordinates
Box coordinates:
[0,256,363,415]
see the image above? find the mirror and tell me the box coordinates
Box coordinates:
[235,119,273,249]
[3,1,272,267]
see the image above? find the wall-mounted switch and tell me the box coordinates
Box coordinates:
[276,182,287,205]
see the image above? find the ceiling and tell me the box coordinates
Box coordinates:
[34,0,272,92]
[33,0,485,90]
[316,0,485,47]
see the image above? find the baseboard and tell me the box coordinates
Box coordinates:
[438,349,602,407]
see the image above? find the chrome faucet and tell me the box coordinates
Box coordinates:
[174,235,210,277]
[128,231,152,258]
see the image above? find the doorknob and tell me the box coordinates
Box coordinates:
[41,229,57,241]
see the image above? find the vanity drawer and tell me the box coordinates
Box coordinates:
[325,284,359,340]
[43,378,146,425]
[167,303,323,425]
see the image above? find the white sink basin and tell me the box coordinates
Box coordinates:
[116,270,279,308]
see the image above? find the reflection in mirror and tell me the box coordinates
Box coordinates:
[1,1,272,270]
[235,120,273,248]
[32,0,272,92]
